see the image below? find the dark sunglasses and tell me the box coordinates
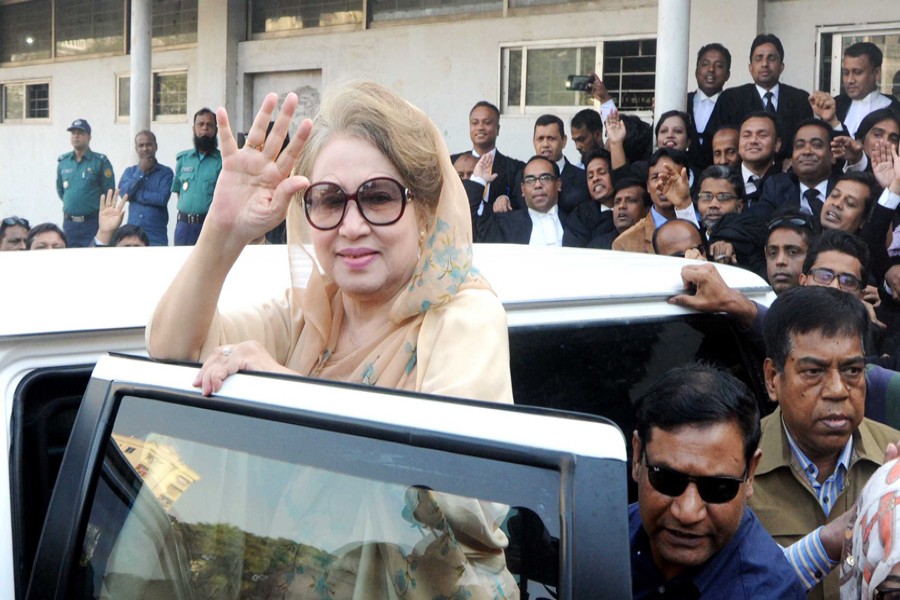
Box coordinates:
[671,244,706,258]
[875,575,900,600]
[644,455,747,504]
[302,177,409,231]
[807,267,863,292]
[2,216,29,229]
[767,216,814,233]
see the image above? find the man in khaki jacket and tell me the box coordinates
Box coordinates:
[752,286,900,600]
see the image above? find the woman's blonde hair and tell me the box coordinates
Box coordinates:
[296,81,443,228]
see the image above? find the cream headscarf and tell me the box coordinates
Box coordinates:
[281,82,492,391]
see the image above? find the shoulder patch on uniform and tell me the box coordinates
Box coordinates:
[176,149,192,159]
[104,169,112,178]
[58,153,68,162]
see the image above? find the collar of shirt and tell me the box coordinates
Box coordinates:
[527,204,563,246]
[756,83,780,104]
[741,164,763,193]
[695,89,721,104]
[783,418,852,511]
[471,147,497,160]
[650,206,670,229]
[798,180,828,214]
[556,156,567,175]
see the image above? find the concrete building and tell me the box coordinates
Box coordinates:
[1,0,899,239]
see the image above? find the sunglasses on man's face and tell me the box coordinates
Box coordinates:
[875,575,900,600]
[644,455,747,504]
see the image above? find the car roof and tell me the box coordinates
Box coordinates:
[0,244,773,337]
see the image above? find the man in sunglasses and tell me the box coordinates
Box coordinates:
[474,155,569,245]
[630,363,805,599]
[753,286,900,600]
[0,216,29,251]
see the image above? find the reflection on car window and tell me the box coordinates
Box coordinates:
[70,396,560,599]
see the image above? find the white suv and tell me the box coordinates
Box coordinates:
[0,244,773,600]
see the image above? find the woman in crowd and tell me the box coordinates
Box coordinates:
[148,81,516,598]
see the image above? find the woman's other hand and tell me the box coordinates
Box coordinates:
[204,92,313,247]
[194,341,295,396]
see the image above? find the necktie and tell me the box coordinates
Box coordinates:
[803,188,823,216]
[764,91,776,114]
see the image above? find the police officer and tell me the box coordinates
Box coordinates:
[56,119,115,248]
[171,108,223,246]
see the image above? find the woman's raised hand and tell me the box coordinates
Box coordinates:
[205,92,313,246]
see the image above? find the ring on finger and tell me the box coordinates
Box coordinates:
[222,346,233,357]
[245,142,264,151]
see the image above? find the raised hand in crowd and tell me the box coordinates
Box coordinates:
[872,140,900,194]
[656,162,692,211]
[95,188,128,246]
[831,135,864,165]
[808,91,840,129]
[605,110,627,169]
[473,152,498,184]
[589,74,612,104]
[204,92,311,250]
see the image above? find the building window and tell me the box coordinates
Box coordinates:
[502,38,655,114]
[1,81,51,122]
[250,0,363,32]
[152,0,199,46]
[371,0,500,23]
[117,71,188,122]
[55,0,125,57]
[0,0,52,63]
[817,25,900,100]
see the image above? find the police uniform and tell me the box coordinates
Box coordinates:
[56,149,115,248]
[171,147,222,246]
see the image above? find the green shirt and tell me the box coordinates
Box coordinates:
[171,148,222,215]
[56,149,116,216]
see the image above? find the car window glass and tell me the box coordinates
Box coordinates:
[69,395,562,599]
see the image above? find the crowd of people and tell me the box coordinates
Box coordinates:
[7,29,900,600]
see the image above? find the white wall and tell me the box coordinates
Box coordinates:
[0,47,197,233]
[2,0,900,233]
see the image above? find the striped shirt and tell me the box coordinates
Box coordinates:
[780,422,853,589]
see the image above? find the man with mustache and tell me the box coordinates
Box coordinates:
[171,108,223,246]
[748,119,837,222]
[810,42,899,138]
[562,149,619,248]
[709,34,812,164]
[475,155,571,245]
[688,43,732,168]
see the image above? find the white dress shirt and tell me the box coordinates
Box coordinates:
[693,90,720,137]
[528,205,564,246]
[756,83,780,110]
[844,89,893,137]
[798,180,829,215]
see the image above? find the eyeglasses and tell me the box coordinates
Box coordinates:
[522,174,558,186]
[807,267,863,292]
[767,216,814,233]
[302,177,409,231]
[2,216,29,229]
[697,192,738,202]
[875,576,900,600]
[644,455,747,504]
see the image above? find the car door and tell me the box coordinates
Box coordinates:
[26,355,631,599]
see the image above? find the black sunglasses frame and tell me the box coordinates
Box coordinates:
[302,176,409,231]
[2,216,30,229]
[643,454,748,504]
